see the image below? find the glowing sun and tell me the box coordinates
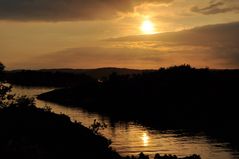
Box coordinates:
[140,20,155,34]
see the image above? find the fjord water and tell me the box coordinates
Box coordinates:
[12,86,239,159]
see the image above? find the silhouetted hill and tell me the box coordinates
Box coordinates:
[39,67,144,79]
[38,65,239,148]
[5,70,96,87]
[5,68,144,87]
[0,105,121,159]
[0,105,201,159]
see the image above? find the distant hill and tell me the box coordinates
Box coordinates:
[6,67,147,87]
[18,67,145,79]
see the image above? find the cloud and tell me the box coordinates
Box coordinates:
[104,21,239,68]
[11,47,165,69]
[9,22,239,69]
[191,1,239,15]
[109,21,239,45]
[0,0,173,21]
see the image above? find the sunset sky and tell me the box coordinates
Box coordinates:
[0,0,239,69]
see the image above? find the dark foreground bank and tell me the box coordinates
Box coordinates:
[0,104,201,159]
[0,104,118,159]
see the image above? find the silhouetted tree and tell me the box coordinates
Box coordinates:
[38,64,239,133]
[138,152,149,159]
[0,62,4,72]
[0,62,5,81]
[5,69,97,87]
[89,119,107,135]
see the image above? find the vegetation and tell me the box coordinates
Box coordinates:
[126,152,201,159]
[4,68,143,87]
[89,119,107,135]
[0,100,121,159]
[0,62,5,82]
[5,70,97,87]
[37,64,239,147]
[0,62,201,159]
[0,62,4,72]
[0,62,118,159]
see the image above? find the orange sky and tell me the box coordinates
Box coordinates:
[0,0,239,69]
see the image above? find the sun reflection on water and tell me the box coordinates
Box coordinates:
[12,86,239,159]
[141,132,149,146]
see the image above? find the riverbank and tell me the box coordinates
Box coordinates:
[1,64,202,159]
[38,66,239,126]
[0,103,201,159]
[37,65,239,149]
[0,104,119,159]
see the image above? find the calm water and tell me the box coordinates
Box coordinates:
[12,86,239,159]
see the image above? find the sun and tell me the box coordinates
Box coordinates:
[140,20,155,34]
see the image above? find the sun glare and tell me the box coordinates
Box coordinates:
[141,133,149,146]
[140,20,155,35]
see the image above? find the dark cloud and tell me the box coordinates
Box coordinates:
[0,0,173,21]
[191,1,239,15]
